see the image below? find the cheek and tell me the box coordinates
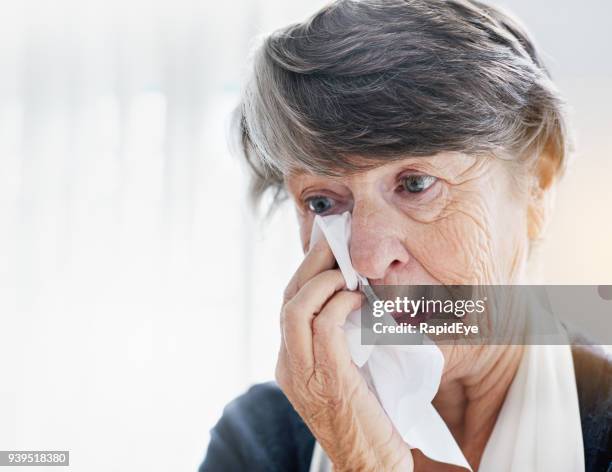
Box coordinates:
[297,213,314,253]
[496,191,530,282]
[413,203,498,284]
[409,183,525,285]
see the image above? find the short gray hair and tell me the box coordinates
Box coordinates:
[235,0,570,205]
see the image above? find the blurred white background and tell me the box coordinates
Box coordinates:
[0,0,610,470]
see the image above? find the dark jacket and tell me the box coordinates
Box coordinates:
[200,344,612,471]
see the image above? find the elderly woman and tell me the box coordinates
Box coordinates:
[200,0,611,470]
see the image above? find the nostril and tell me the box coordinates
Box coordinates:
[390,259,403,270]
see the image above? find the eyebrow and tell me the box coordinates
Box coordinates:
[286,155,439,179]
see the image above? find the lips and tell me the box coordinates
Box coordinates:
[391,309,434,326]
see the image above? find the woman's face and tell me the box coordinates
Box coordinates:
[285,152,531,286]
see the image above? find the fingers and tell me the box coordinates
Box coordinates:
[279,236,361,389]
[288,270,347,318]
[312,290,364,369]
[281,269,346,371]
[283,238,337,303]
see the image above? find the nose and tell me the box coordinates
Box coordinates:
[349,204,411,281]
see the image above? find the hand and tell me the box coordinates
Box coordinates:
[275,238,414,472]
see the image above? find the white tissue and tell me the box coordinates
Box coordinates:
[310,211,471,470]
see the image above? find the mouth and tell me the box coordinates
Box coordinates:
[390,308,435,326]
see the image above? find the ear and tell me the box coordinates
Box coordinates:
[527,146,559,241]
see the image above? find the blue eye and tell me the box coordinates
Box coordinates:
[306,196,334,214]
[401,174,437,193]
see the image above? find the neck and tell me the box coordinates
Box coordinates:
[433,344,525,468]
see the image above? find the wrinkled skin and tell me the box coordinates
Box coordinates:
[276,152,553,471]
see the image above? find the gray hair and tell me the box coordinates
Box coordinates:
[234,0,570,205]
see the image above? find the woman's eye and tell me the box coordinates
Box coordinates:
[306,196,334,214]
[401,174,437,193]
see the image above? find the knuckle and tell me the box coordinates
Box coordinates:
[307,365,340,400]
[282,301,300,323]
[339,290,361,308]
[323,268,345,286]
[282,282,296,303]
